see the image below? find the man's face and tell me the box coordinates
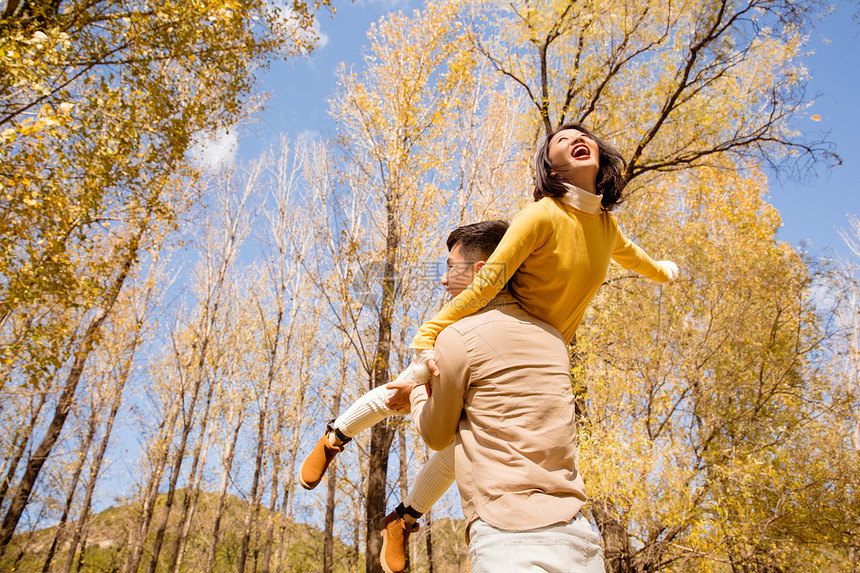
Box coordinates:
[442,243,480,297]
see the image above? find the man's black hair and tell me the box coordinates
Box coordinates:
[446,220,509,261]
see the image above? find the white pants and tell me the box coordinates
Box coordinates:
[468,513,605,573]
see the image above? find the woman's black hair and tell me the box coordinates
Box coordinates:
[533,123,627,211]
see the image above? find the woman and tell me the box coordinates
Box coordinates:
[300,123,678,573]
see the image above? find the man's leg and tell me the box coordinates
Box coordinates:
[468,513,604,573]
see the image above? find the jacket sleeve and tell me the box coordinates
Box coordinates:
[409,326,470,450]
[410,202,549,349]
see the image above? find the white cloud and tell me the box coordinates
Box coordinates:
[270,1,329,50]
[315,21,330,49]
[191,128,238,169]
[298,128,321,141]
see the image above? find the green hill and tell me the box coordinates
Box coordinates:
[2,490,359,572]
[2,490,468,572]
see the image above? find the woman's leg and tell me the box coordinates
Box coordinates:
[299,365,415,490]
[403,444,455,514]
[332,384,403,438]
[380,445,456,573]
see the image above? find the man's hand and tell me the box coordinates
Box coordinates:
[384,379,417,413]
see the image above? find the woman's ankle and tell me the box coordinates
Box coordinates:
[325,421,351,447]
[395,502,423,526]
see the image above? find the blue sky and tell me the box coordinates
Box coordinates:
[226,0,859,258]
[772,1,860,257]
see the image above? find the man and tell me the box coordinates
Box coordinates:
[297,220,511,573]
[377,219,509,573]
[405,261,605,571]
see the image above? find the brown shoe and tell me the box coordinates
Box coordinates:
[379,510,420,573]
[298,430,344,490]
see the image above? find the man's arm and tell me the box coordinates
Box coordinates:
[410,326,470,451]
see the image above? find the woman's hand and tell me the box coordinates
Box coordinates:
[427,357,440,377]
[656,260,679,284]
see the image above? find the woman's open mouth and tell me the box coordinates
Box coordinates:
[572,144,591,159]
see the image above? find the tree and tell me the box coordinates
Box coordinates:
[323,3,543,567]
[308,0,854,569]
[61,247,165,573]
[0,180,166,558]
[576,163,859,570]
[837,214,860,458]
[328,4,479,570]
[1,0,323,383]
[0,0,330,557]
[466,0,835,178]
[430,0,853,569]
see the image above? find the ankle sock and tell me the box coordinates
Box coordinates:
[395,502,423,520]
[326,420,352,445]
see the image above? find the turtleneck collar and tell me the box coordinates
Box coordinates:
[558,182,603,215]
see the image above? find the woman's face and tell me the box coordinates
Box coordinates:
[547,128,600,194]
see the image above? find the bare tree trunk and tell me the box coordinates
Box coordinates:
[172,428,214,572]
[145,369,206,573]
[425,510,434,573]
[365,189,400,573]
[366,421,396,573]
[205,397,244,572]
[322,458,339,573]
[147,171,250,573]
[398,424,410,570]
[261,387,287,573]
[237,382,272,573]
[354,449,367,573]
[251,527,261,572]
[64,370,128,573]
[75,525,90,572]
[122,395,182,573]
[592,498,632,573]
[324,330,350,573]
[0,389,49,509]
[398,427,408,504]
[239,288,290,573]
[166,377,217,573]
[40,400,99,573]
[0,226,144,559]
[260,324,292,573]
[273,376,307,567]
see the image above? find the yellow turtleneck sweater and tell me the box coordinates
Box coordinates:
[411,187,671,349]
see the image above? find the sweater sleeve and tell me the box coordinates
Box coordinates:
[609,216,671,282]
[409,202,549,349]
